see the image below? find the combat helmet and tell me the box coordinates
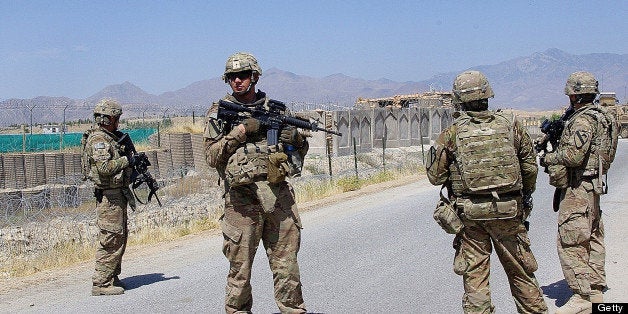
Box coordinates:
[93,98,122,125]
[222,52,262,82]
[564,71,598,95]
[452,70,494,104]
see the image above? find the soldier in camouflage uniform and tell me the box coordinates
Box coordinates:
[427,71,547,314]
[203,52,308,314]
[542,72,615,313]
[84,98,137,296]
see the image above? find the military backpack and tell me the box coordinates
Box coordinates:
[579,106,618,175]
[453,111,523,197]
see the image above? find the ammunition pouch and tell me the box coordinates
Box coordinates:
[433,186,464,234]
[457,195,518,221]
[225,143,270,186]
[268,152,289,184]
[453,234,467,275]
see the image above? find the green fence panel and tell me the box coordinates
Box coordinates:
[0,128,156,153]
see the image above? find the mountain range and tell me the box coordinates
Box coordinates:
[1,48,626,126]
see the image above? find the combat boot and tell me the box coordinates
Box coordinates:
[555,294,591,314]
[92,284,125,296]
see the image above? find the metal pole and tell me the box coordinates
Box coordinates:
[60,104,69,150]
[383,126,387,172]
[325,111,334,181]
[353,137,358,179]
[327,135,333,180]
[22,124,26,152]
[27,104,36,152]
[419,110,425,165]
[29,104,36,135]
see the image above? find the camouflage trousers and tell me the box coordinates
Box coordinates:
[557,180,605,297]
[220,186,306,314]
[455,214,547,314]
[92,188,129,286]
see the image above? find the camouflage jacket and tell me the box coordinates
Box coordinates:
[203,91,308,209]
[544,102,599,175]
[427,110,538,196]
[84,127,132,189]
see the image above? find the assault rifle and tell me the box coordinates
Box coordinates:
[217,99,342,145]
[117,133,162,207]
[534,106,575,158]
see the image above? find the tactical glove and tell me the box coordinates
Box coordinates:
[280,126,304,147]
[241,118,260,134]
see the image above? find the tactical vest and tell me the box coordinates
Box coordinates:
[451,111,522,197]
[221,98,302,187]
[568,105,618,176]
[224,141,274,187]
[82,128,131,188]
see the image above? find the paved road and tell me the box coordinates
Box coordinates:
[2,141,627,313]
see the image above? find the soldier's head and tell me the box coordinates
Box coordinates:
[565,71,598,107]
[222,52,261,97]
[452,70,494,112]
[93,98,122,130]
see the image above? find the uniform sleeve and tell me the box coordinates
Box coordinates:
[89,133,129,176]
[202,103,246,169]
[544,114,594,168]
[427,127,454,186]
[513,119,538,194]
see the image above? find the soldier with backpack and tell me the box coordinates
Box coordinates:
[541,72,618,313]
[427,71,548,313]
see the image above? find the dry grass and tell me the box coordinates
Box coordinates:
[1,240,96,278]
[161,175,213,198]
[161,117,205,134]
[296,162,424,203]
[129,218,220,246]
[1,214,221,278]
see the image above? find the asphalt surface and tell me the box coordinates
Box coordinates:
[1,141,627,313]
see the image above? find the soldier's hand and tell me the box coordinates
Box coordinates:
[280,126,304,147]
[241,118,260,134]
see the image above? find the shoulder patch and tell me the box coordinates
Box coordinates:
[573,130,589,149]
[93,142,106,150]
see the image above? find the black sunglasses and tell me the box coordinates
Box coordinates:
[226,71,253,81]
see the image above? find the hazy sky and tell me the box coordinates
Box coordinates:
[1,0,626,100]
